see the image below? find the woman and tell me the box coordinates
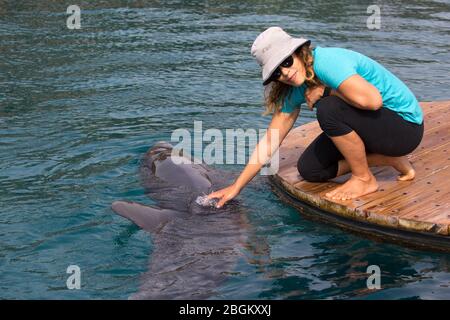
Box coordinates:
[208,26,424,208]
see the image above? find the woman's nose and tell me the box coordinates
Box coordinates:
[280,67,291,78]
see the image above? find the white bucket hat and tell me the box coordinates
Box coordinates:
[251,27,310,85]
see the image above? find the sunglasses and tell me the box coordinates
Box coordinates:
[268,55,294,82]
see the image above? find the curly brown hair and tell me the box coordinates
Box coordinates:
[263,42,322,115]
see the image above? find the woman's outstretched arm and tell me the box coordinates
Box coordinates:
[208,107,300,208]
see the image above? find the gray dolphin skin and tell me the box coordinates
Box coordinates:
[112,142,257,299]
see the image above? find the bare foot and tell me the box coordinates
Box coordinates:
[325,174,379,200]
[390,156,415,181]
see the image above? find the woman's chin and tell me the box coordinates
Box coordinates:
[292,78,305,87]
[281,76,305,87]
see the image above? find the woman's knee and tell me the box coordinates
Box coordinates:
[297,152,331,182]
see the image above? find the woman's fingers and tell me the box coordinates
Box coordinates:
[207,190,229,208]
[207,191,225,208]
[305,97,313,110]
[207,191,221,200]
[305,85,325,110]
[207,184,239,208]
[216,197,228,209]
[305,91,313,110]
[208,191,227,208]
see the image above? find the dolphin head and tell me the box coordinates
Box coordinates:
[141,141,213,194]
[147,141,173,161]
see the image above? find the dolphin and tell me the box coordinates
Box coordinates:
[112,142,267,299]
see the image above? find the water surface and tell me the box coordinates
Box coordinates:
[1,0,449,299]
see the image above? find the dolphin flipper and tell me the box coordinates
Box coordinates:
[111,201,182,233]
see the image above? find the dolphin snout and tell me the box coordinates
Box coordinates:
[151,141,173,151]
[147,142,174,158]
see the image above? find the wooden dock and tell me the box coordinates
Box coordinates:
[270,100,450,251]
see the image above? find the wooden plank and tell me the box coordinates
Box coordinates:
[358,169,450,235]
[414,123,450,157]
[286,130,449,211]
[356,142,450,209]
[272,100,450,244]
[277,102,449,179]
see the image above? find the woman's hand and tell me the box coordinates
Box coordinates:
[207,183,241,208]
[304,85,325,110]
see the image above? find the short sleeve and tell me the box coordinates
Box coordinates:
[280,84,306,113]
[314,49,358,90]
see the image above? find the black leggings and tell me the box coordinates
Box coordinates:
[297,95,424,182]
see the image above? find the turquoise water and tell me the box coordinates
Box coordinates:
[1,0,450,299]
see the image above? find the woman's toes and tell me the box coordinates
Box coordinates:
[332,192,344,200]
[343,193,353,200]
[397,168,415,181]
[325,189,337,198]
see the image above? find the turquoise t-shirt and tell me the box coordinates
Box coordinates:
[281,46,423,125]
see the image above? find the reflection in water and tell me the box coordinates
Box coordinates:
[1,0,449,299]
